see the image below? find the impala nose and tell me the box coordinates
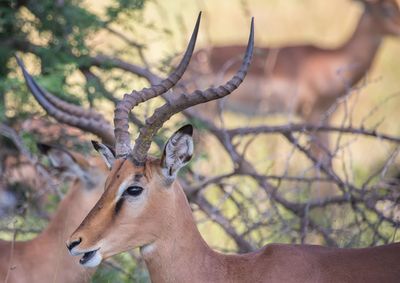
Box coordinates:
[67,237,82,253]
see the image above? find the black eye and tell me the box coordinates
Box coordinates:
[124,186,144,197]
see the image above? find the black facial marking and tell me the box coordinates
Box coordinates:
[115,198,124,215]
[168,166,173,176]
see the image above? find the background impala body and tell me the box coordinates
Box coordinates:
[63,13,400,283]
[193,0,400,118]
[0,145,107,283]
[0,56,123,283]
[189,0,400,160]
[0,56,116,219]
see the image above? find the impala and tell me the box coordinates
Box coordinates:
[190,0,400,161]
[0,143,107,283]
[65,14,400,283]
[0,57,115,217]
[0,58,118,283]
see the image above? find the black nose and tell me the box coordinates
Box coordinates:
[67,237,82,251]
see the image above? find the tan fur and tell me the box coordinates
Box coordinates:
[0,153,107,283]
[68,157,400,283]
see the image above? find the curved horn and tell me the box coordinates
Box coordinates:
[16,56,115,146]
[113,12,202,158]
[16,57,104,121]
[132,18,255,165]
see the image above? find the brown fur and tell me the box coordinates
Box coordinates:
[68,157,400,283]
[0,153,107,283]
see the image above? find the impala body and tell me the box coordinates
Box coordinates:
[0,55,119,282]
[0,146,106,283]
[193,0,400,121]
[61,12,400,283]
[190,0,400,161]
[68,148,400,283]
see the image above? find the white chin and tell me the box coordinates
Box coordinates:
[81,251,102,268]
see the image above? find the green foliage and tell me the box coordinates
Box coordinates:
[0,0,146,121]
[107,0,145,19]
[92,253,149,283]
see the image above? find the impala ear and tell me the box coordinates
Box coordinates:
[37,143,96,185]
[37,142,90,179]
[160,124,194,182]
[91,141,115,169]
[37,143,77,170]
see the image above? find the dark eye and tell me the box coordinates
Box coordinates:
[124,186,144,197]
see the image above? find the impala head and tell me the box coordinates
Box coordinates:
[66,13,254,268]
[358,0,400,35]
[37,143,108,192]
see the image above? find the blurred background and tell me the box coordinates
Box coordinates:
[1,0,400,282]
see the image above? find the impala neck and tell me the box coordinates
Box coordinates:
[39,180,90,241]
[141,182,227,283]
[30,179,95,279]
[339,9,383,77]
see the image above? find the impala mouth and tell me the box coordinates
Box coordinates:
[78,249,102,267]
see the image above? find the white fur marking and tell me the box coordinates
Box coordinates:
[141,243,156,255]
[115,179,132,203]
[81,251,102,268]
[96,144,115,169]
[162,133,193,180]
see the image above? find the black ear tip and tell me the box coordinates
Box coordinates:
[91,140,100,150]
[37,143,52,154]
[179,124,193,136]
